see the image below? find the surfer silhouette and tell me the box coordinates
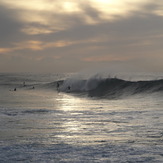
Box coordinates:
[57,82,59,90]
[14,88,16,91]
[67,86,71,91]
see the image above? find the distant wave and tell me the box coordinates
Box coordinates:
[56,77,163,98]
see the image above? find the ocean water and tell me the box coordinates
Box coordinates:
[0,72,163,163]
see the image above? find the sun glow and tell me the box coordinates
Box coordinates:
[58,94,84,111]
[93,0,119,5]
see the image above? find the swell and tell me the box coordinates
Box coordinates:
[88,78,163,98]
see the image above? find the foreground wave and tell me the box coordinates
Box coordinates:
[57,77,163,98]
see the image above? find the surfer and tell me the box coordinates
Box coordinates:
[67,86,71,91]
[57,82,59,90]
[14,88,16,91]
[23,81,26,87]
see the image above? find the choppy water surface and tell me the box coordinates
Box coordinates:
[0,73,163,162]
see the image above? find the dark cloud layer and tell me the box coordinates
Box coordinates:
[0,5,23,46]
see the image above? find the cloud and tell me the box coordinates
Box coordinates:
[0,48,13,54]
[83,55,135,62]
[0,0,163,72]
[1,0,162,36]
[0,5,24,46]
[0,40,75,54]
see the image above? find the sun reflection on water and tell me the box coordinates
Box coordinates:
[56,93,86,111]
[53,93,131,145]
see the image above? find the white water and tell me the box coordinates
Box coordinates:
[0,73,163,162]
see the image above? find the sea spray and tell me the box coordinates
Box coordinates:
[60,73,103,92]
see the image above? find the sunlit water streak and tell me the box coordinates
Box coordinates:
[0,73,163,162]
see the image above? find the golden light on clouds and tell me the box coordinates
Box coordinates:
[0,0,53,11]
[0,48,12,54]
[1,0,160,36]
[89,0,154,20]
[0,0,81,13]
[21,26,54,35]
[14,41,43,51]
[0,0,163,39]
[0,40,74,54]
[62,1,81,13]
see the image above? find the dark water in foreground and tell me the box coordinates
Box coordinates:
[0,73,163,162]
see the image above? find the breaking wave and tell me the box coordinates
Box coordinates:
[2,72,163,99]
[57,76,163,98]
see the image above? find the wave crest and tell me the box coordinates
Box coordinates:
[59,76,163,98]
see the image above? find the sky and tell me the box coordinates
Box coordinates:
[0,0,163,73]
